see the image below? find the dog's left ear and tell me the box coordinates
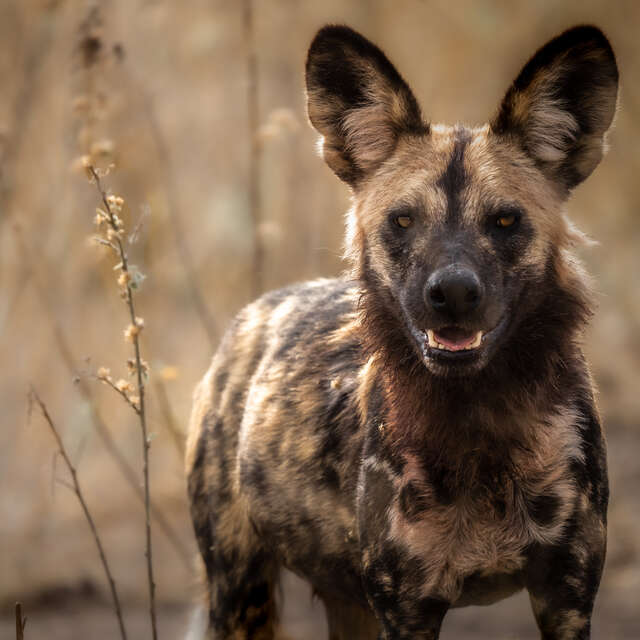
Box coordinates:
[492,26,618,193]
[306,25,427,188]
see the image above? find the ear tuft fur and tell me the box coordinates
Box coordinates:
[491,26,619,193]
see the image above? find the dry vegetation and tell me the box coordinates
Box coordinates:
[1,1,639,638]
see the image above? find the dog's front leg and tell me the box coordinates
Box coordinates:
[524,510,607,640]
[357,460,449,640]
[524,402,608,640]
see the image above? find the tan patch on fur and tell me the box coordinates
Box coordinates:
[356,355,379,425]
[509,63,580,162]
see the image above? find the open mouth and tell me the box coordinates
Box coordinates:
[427,327,483,352]
[404,310,509,373]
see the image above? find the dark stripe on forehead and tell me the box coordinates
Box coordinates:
[437,128,472,225]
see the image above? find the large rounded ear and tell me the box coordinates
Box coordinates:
[306,25,427,188]
[491,26,618,193]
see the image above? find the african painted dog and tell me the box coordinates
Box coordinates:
[186,25,618,639]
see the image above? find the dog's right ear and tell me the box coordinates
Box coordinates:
[306,25,427,188]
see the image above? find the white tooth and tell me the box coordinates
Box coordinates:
[469,331,483,349]
[427,330,438,348]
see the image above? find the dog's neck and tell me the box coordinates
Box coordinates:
[357,260,592,474]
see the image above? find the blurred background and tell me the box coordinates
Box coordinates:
[1,1,638,638]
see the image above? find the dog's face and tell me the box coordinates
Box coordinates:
[306,26,618,376]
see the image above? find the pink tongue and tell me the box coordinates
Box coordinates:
[433,329,476,351]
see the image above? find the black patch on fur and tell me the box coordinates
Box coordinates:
[240,458,268,495]
[525,492,560,526]
[399,482,430,522]
[437,129,471,226]
[573,397,609,518]
[214,370,229,395]
[486,206,534,266]
[380,205,415,268]
[362,542,446,637]
[207,549,275,635]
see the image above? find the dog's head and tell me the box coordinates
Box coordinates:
[306,25,618,377]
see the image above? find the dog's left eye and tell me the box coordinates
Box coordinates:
[395,215,413,229]
[496,214,516,228]
[492,209,521,230]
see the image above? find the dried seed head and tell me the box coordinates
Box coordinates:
[107,194,124,214]
[118,272,131,288]
[115,378,133,393]
[97,366,111,380]
[124,323,139,342]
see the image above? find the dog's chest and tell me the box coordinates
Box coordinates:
[367,428,580,604]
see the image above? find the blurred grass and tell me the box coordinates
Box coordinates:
[0,0,638,636]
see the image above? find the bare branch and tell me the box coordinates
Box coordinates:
[30,388,128,640]
[93,236,119,252]
[98,375,141,415]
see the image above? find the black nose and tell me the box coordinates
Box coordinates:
[426,266,483,316]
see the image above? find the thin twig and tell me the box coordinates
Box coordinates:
[99,376,141,415]
[152,376,184,457]
[12,223,192,569]
[93,236,119,251]
[15,602,26,640]
[30,389,128,640]
[89,166,158,640]
[243,0,264,299]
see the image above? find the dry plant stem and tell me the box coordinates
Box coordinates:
[153,377,184,457]
[243,0,264,299]
[11,223,192,568]
[102,376,141,414]
[30,390,128,640]
[15,602,26,640]
[89,166,158,640]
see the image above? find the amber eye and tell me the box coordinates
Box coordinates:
[496,214,517,228]
[395,215,413,229]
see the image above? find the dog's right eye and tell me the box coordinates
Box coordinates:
[394,215,413,229]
